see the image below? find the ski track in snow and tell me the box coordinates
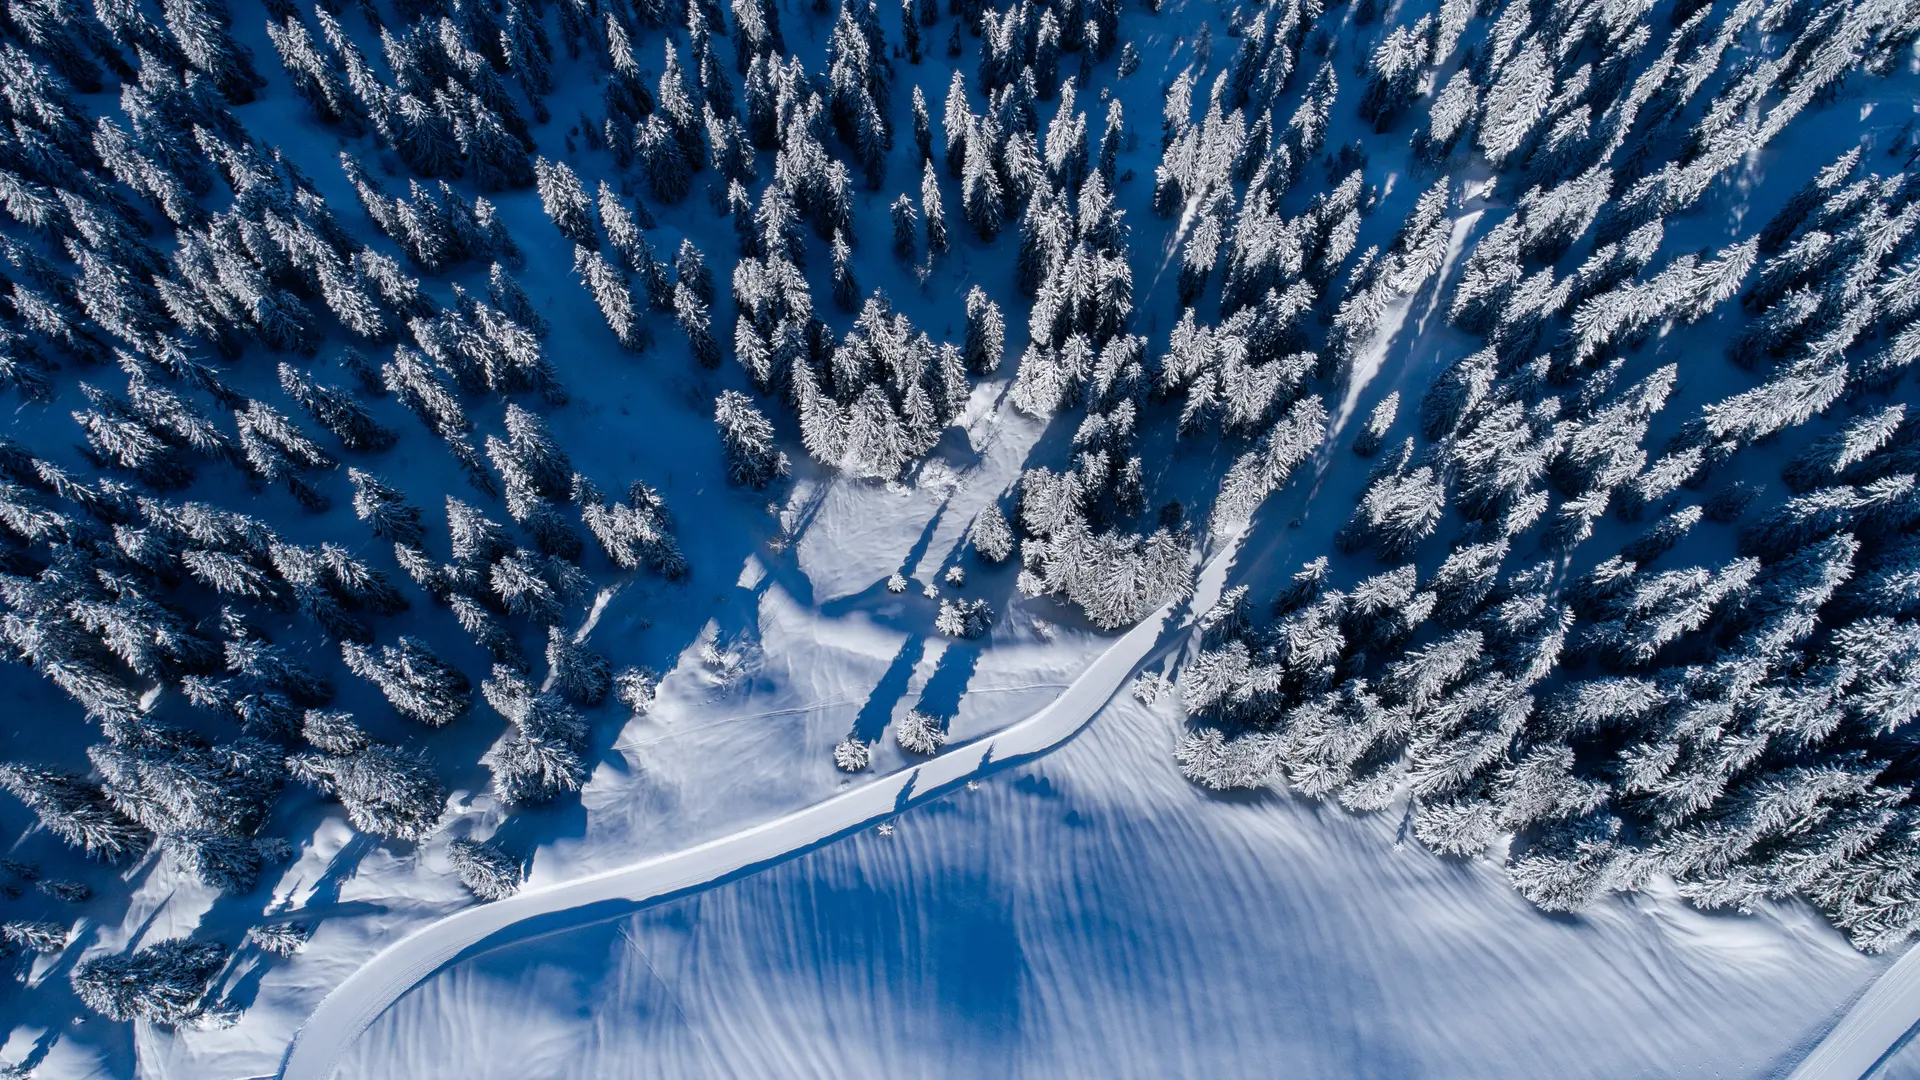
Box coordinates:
[334,620,1880,1080]
[1790,944,1920,1080]
[277,544,1242,1080]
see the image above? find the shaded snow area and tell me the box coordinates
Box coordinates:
[0,0,1917,1069]
[337,692,1881,1080]
[276,541,1236,1080]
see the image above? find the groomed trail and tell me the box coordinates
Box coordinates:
[1789,944,1920,1080]
[277,542,1240,1080]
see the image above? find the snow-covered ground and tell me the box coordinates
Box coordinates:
[276,537,1236,1080]
[2,0,1917,1072]
[1793,946,1920,1080]
[329,680,1883,1080]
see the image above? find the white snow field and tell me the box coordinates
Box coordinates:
[2,0,1919,1070]
[328,685,1884,1080]
[278,539,1239,1080]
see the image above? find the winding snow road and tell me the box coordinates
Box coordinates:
[277,545,1237,1080]
[1789,945,1920,1080]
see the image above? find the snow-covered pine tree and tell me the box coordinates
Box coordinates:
[534,157,596,247]
[833,736,871,772]
[340,637,472,727]
[278,364,395,453]
[347,469,424,546]
[71,937,228,1025]
[921,160,950,255]
[546,624,612,706]
[895,709,947,755]
[963,286,1005,375]
[675,239,715,306]
[969,502,1014,563]
[288,711,446,841]
[489,263,548,338]
[448,837,522,900]
[675,282,722,369]
[1359,18,1430,132]
[892,193,918,261]
[480,666,588,805]
[961,119,1006,240]
[831,229,859,312]
[1785,405,1906,492]
[935,597,993,638]
[0,763,148,860]
[714,390,790,488]
[1353,392,1399,457]
[573,245,651,352]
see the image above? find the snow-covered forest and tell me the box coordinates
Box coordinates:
[0,0,1913,1070]
[1169,0,1920,954]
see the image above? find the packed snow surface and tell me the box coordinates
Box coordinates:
[278,539,1237,1080]
[0,0,1917,1070]
[331,685,1884,1080]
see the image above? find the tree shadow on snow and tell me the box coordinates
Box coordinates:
[814,503,950,625]
[298,832,376,912]
[848,636,926,746]
[490,794,588,857]
[913,642,980,723]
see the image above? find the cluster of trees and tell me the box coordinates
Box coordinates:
[0,0,723,1028]
[1169,0,1920,955]
[0,0,1908,1046]
[268,2,541,185]
[793,295,970,480]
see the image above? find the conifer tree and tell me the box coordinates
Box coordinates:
[546,624,612,706]
[1353,392,1399,457]
[832,230,859,312]
[944,70,970,177]
[892,194,919,261]
[963,287,1005,375]
[489,263,548,338]
[675,283,722,370]
[895,709,947,755]
[675,239,715,307]
[969,503,1014,562]
[574,246,651,352]
[481,666,588,805]
[279,365,395,453]
[911,86,934,164]
[534,158,596,247]
[962,126,1007,240]
[715,391,790,488]
[0,763,148,860]
[71,937,229,1025]
[347,469,424,546]
[922,161,950,255]
[448,837,522,900]
[288,711,445,841]
[340,637,472,727]
[163,0,265,104]
[598,181,647,271]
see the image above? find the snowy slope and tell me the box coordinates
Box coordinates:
[1793,945,1920,1080]
[275,526,1236,1080]
[0,0,1916,1072]
[331,680,1882,1080]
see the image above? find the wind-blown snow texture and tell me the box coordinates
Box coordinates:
[0,0,1916,1074]
[338,690,1881,1080]
[280,526,1237,1080]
